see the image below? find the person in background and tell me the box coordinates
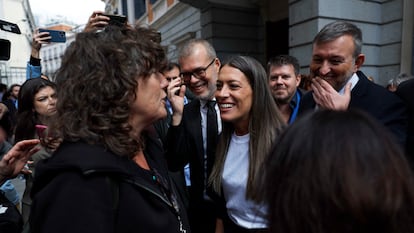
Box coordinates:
[26,29,52,80]
[166,39,221,233]
[395,78,414,167]
[0,84,11,145]
[2,84,20,105]
[13,78,58,225]
[209,55,285,232]
[1,84,21,142]
[154,62,189,144]
[267,54,305,124]
[261,109,414,233]
[299,20,407,147]
[0,83,7,100]
[29,21,190,233]
[153,62,191,212]
[386,73,412,92]
[298,74,312,91]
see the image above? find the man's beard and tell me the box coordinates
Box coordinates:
[274,95,290,105]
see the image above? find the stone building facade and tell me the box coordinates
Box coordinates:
[105,0,414,85]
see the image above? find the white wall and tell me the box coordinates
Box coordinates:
[0,0,34,85]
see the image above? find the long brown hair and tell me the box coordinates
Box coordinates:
[15,78,56,143]
[209,55,285,201]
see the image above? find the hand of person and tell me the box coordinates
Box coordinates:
[0,139,40,185]
[84,11,109,32]
[167,78,186,126]
[311,77,351,110]
[31,29,51,58]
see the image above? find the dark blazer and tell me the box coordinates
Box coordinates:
[396,78,414,163]
[166,99,218,233]
[166,100,210,203]
[299,71,407,146]
[153,105,190,212]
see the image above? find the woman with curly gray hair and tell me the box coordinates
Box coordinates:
[29,23,190,233]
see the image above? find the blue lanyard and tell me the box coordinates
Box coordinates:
[288,91,300,124]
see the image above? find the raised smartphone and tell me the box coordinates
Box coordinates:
[35,124,48,140]
[39,29,66,43]
[102,14,127,26]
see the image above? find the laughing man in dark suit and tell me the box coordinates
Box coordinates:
[299,21,407,147]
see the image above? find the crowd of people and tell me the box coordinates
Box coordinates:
[0,10,413,233]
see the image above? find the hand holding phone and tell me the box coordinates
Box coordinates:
[38,29,66,43]
[35,124,61,151]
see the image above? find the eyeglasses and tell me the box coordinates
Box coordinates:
[180,58,216,83]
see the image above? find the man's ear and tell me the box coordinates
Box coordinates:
[295,74,301,87]
[214,58,221,71]
[354,54,365,70]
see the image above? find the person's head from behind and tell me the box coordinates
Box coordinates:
[54,24,168,157]
[310,21,365,91]
[178,39,220,100]
[267,55,301,105]
[15,78,57,142]
[263,109,414,233]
